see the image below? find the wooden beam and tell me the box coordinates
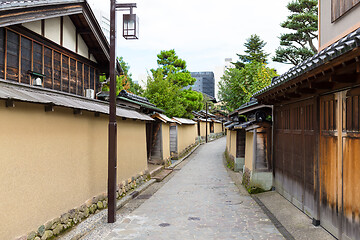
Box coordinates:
[297,87,317,94]
[60,16,63,46]
[331,73,359,83]
[311,82,335,89]
[73,108,82,115]
[89,48,103,55]
[77,28,92,34]
[285,92,302,98]
[44,104,54,112]
[6,99,14,108]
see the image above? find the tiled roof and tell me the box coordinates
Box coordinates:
[0,79,154,121]
[172,117,196,125]
[0,0,83,10]
[254,27,360,97]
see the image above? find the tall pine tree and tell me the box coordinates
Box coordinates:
[273,0,318,65]
[232,34,269,69]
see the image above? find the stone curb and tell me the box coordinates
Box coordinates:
[166,143,200,169]
[59,179,156,240]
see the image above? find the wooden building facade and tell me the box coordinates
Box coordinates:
[255,1,360,236]
[0,0,113,97]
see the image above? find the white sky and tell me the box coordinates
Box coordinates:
[88,0,293,93]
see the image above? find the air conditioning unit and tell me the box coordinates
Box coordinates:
[85,89,95,99]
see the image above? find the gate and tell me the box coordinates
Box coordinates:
[320,90,360,239]
[274,98,316,218]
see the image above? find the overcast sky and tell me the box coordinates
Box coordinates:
[88,0,292,89]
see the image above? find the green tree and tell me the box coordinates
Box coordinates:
[232,34,270,69]
[100,56,144,95]
[273,0,318,65]
[144,50,203,118]
[218,62,277,112]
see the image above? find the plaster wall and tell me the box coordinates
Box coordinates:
[320,0,360,50]
[63,16,76,52]
[22,17,90,60]
[177,124,197,154]
[226,129,230,152]
[214,122,223,134]
[162,123,170,160]
[44,17,61,45]
[229,130,237,158]
[77,33,88,58]
[199,121,209,138]
[22,21,41,35]
[245,131,254,171]
[0,101,147,240]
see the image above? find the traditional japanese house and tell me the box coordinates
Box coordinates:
[193,110,225,140]
[228,99,273,190]
[0,1,153,239]
[254,1,360,238]
[170,117,197,158]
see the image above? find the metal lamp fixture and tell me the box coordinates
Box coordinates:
[123,13,139,39]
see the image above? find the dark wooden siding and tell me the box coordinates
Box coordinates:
[6,30,19,81]
[0,28,4,79]
[20,36,31,84]
[32,42,42,75]
[44,47,52,88]
[274,98,316,217]
[77,62,83,96]
[332,0,360,22]
[342,92,360,240]
[62,55,69,92]
[0,27,99,97]
[236,130,245,158]
[319,94,340,237]
[53,51,61,91]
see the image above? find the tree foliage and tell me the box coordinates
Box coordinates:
[232,34,269,69]
[100,56,144,96]
[144,50,203,118]
[273,0,318,65]
[218,62,277,112]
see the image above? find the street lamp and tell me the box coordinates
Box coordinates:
[108,0,138,223]
[123,13,139,39]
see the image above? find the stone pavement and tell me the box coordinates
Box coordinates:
[81,137,284,240]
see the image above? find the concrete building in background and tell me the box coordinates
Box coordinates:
[214,58,234,99]
[190,72,215,98]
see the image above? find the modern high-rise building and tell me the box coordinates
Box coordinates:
[190,72,215,98]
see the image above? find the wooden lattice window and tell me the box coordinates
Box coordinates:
[332,0,360,22]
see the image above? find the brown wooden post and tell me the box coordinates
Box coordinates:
[206,102,208,143]
[314,96,321,226]
[108,0,117,223]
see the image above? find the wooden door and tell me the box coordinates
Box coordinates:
[274,99,316,217]
[319,94,341,238]
[169,125,177,153]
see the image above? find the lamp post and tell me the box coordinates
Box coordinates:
[108,0,138,223]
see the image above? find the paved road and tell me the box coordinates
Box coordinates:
[83,137,284,240]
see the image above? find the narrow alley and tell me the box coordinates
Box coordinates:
[81,138,284,240]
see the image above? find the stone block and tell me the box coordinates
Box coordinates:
[52,224,64,236]
[97,201,104,209]
[27,231,37,240]
[37,225,45,237]
[89,204,97,214]
[40,230,53,240]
